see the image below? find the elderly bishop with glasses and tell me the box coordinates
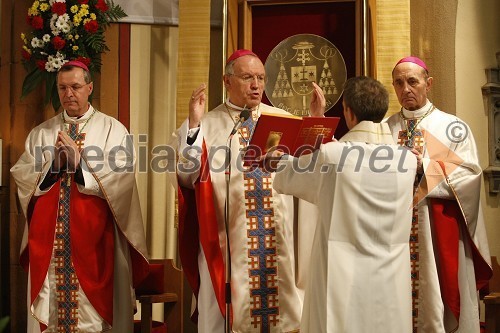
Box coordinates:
[173,49,326,333]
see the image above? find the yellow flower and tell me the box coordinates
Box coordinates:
[22,45,32,54]
[27,7,39,16]
[72,46,79,51]
[90,13,97,20]
[70,5,79,14]
[75,34,80,40]
[28,1,40,15]
[73,14,82,26]
[83,18,91,25]
[39,3,49,12]
[80,5,89,17]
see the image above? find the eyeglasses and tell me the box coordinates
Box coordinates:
[57,82,91,94]
[229,73,267,84]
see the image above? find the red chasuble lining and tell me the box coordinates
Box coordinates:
[430,197,493,324]
[178,140,227,322]
[430,198,461,321]
[430,161,493,327]
[26,180,115,326]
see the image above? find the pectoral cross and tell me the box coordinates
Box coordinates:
[75,134,86,150]
[398,119,425,152]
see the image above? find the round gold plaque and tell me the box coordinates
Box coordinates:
[264,34,347,117]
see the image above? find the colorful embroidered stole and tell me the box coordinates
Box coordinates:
[55,123,85,332]
[398,118,424,333]
[240,117,280,330]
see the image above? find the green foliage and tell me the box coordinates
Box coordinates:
[0,316,9,333]
[103,1,127,24]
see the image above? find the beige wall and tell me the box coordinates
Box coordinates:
[456,0,500,259]
[410,0,457,117]
[375,0,410,116]
[129,24,182,324]
[130,24,179,260]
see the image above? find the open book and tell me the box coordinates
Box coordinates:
[244,112,340,166]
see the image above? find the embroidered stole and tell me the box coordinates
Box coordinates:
[240,117,280,330]
[398,118,424,333]
[55,123,86,332]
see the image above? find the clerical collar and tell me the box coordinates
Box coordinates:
[401,100,433,119]
[63,105,94,123]
[225,99,259,113]
[340,121,395,145]
[225,99,260,122]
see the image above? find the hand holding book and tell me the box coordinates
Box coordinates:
[244,112,340,166]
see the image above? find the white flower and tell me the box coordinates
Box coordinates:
[45,52,66,72]
[45,59,56,72]
[30,37,45,48]
[55,14,69,27]
[60,22,71,33]
[31,37,40,48]
[42,34,51,42]
[52,57,64,69]
[55,14,71,33]
[60,13,70,22]
[50,14,60,36]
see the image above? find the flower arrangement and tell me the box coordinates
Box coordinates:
[21,0,127,111]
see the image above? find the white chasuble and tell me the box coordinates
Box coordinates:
[274,121,417,333]
[11,106,148,333]
[176,103,306,333]
[385,101,492,333]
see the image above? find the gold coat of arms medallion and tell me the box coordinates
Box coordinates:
[264,34,347,116]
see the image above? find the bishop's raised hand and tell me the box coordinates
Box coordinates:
[189,83,207,129]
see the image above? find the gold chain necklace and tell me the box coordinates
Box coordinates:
[399,104,435,145]
[61,108,97,139]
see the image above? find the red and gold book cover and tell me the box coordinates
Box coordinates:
[244,113,340,165]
